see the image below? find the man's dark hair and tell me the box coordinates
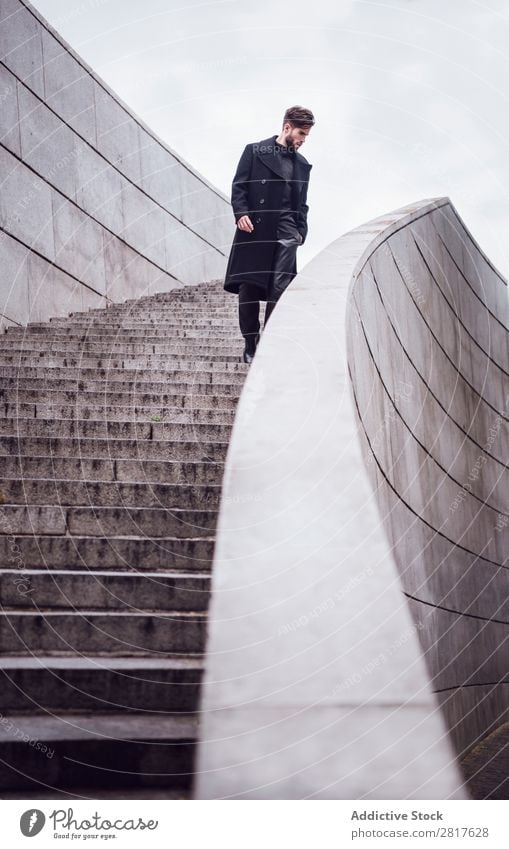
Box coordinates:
[283,105,315,129]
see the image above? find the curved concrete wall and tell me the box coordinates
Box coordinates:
[195,197,473,799]
[347,199,509,760]
[0,0,231,331]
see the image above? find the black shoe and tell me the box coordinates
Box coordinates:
[242,332,260,364]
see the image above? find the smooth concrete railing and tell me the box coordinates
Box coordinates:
[0,0,231,330]
[193,196,509,799]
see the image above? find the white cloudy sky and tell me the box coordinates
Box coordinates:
[33,0,509,275]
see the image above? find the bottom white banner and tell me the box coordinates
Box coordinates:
[1,799,507,848]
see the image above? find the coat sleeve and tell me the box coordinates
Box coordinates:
[231,143,253,223]
[295,172,311,245]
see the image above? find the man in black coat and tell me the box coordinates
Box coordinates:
[223,105,314,363]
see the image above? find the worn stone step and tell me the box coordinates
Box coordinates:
[47,307,235,319]
[0,569,210,611]
[0,712,198,791]
[0,388,240,407]
[0,353,243,366]
[5,327,239,339]
[0,478,221,510]
[0,374,244,392]
[40,312,235,324]
[0,656,203,713]
[8,318,238,334]
[0,504,218,536]
[0,338,241,354]
[0,456,224,484]
[0,435,228,461]
[0,416,232,441]
[0,534,214,570]
[0,363,248,380]
[0,333,240,350]
[2,403,235,424]
[0,608,207,655]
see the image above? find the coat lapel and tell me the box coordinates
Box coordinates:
[253,135,312,183]
[253,136,286,179]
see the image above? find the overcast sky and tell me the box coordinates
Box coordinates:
[33,0,509,275]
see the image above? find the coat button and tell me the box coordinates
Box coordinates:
[256,217,261,223]
[259,198,265,204]
[261,179,266,184]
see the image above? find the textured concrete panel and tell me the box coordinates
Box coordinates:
[0,0,44,96]
[51,193,106,295]
[120,181,167,269]
[27,251,83,322]
[0,232,30,324]
[95,88,142,185]
[40,27,97,146]
[0,145,55,258]
[0,64,21,156]
[17,78,80,202]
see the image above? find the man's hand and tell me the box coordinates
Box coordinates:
[237,215,254,233]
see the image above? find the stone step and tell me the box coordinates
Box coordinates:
[0,712,198,791]
[7,324,240,336]
[0,416,232,441]
[0,608,207,655]
[2,403,235,424]
[47,304,234,317]
[0,373,245,391]
[0,388,240,406]
[9,318,239,333]
[0,363,248,379]
[0,456,224,484]
[0,505,218,536]
[42,314,236,326]
[0,435,229,461]
[0,331,240,349]
[0,337,241,352]
[0,569,210,611]
[0,353,243,366]
[0,656,203,713]
[0,479,221,510]
[0,534,214,570]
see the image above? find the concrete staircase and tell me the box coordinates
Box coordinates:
[0,279,247,798]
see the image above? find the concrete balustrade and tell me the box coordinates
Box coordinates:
[195,196,508,799]
[0,0,231,331]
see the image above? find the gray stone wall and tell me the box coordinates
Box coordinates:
[347,200,509,760]
[194,198,471,799]
[0,0,231,330]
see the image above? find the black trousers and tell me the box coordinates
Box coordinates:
[238,215,302,344]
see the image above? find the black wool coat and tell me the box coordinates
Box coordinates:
[223,135,312,298]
